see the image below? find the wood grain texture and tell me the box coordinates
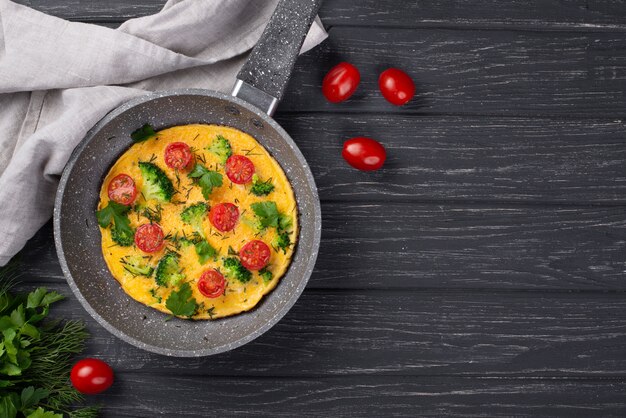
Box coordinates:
[89,375,626,417]
[21,200,626,290]
[14,282,626,377]
[276,115,626,203]
[8,0,626,415]
[281,27,626,117]
[16,0,626,31]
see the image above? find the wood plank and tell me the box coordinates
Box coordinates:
[91,375,626,417]
[15,283,626,377]
[280,27,626,117]
[20,199,626,291]
[17,0,626,31]
[276,115,626,203]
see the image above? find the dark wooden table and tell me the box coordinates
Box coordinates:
[13,0,626,416]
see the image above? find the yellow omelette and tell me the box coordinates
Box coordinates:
[97,124,298,320]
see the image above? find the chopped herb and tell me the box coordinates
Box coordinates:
[165,282,197,318]
[188,163,223,199]
[131,124,156,143]
[96,201,134,246]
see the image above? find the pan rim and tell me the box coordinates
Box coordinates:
[53,88,321,357]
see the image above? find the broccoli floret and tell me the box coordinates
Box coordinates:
[207,135,232,164]
[120,256,154,277]
[139,162,174,202]
[250,174,275,196]
[155,253,185,287]
[222,257,252,283]
[258,267,273,283]
[111,225,135,246]
[180,202,208,238]
[272,231,291,254]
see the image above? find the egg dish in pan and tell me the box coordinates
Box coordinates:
[96,124,298,320]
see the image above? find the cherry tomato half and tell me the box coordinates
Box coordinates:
[134,223,165,253]
[378,68,415,106]
[342,137,386,171]
[70,358,114,395]
[209,203,239,232]
[107,173,137,206]
[239,240,271,270]
[198,269,226,298]
[322,62,360,103]
[225,155,255,184]
[164,142,193,170]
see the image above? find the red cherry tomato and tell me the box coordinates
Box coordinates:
[107,174,137,205]
[134,223,165,253]
[164,142,193,170]
[322,62,360,103]
[378,68,415,106]
[239,240,271,270]
[209,203,239,232]
[70,358,114,395]
[225,155,255,184]
[198,269,226,298]
[342,137,386,171]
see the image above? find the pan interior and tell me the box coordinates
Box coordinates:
[55,91,320,356]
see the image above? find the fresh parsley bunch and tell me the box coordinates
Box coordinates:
[0,268,98,418]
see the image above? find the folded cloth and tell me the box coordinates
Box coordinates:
[0,0,327,266]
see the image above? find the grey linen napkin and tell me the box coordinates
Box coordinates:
[0,0,327,265]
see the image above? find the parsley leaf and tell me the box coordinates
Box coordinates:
[188,163,223,199]
[96,201,135,246]
[250,201,280,229]
[165,282,198,318]
[195,240,217,265]
[130,123,156,143]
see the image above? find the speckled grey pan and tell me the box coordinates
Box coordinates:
[53,0,323,357]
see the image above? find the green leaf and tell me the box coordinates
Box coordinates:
[10,305,24,327]
[96,201,130,228]
[165,283,198,318]
[26,407,62,418]
[25,288,46,309]
[0,395,17,418]
[189,163,223,199]
[96,201,135,246]
[130,123,156,143]
[195,241,217,265]
[20,386,49,410]
[40,291,64,307]
[250,201,280,229]
[20,324,39,340]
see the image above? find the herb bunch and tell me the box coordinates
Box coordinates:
[0,267,98,418]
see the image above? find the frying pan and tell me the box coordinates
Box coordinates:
[53,0,322,357]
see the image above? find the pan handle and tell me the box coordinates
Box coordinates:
[232,0,323,116]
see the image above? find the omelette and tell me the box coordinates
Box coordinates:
[96,124,298,320]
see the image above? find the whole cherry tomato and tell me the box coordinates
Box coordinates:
[378,68,415,106]
[70,358,114,395]
[342,137,386,171]
[322,62,360,103]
